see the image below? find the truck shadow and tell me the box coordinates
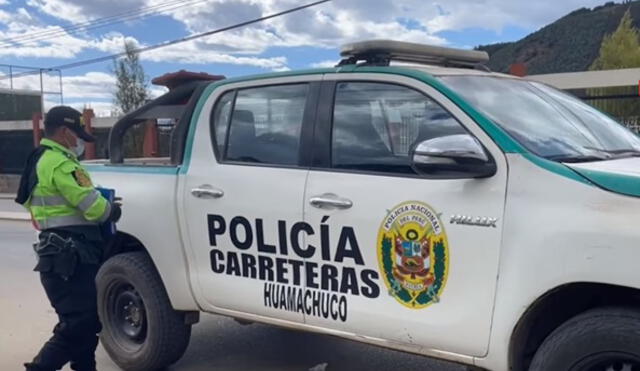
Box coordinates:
[165,314,464,371]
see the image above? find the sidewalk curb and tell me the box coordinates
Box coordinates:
[0,212,30,221]
[0,194,16,200]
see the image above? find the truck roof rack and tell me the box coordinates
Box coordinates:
[338,39,490,70]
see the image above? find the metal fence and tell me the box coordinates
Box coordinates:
[574,86,640,134]
[0,64,63,107]
[619,116,640,134]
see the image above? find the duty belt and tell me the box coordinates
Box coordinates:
[33,231,80,280]
[33,232,75,256]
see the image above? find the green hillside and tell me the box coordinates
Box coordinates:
[477,1,640,74]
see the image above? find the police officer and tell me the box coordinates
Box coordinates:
[15,106,121,371]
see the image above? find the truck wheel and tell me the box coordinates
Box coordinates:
[529,307,640,371]
[97,251,192,371]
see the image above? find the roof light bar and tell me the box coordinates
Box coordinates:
[339,39,489,68]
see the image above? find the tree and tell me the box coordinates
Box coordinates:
[588,9,640,123]
[590,9,640,70]
[112,41,149,157]
[113,41,148,114]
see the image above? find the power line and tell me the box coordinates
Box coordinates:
[0,0,206,47]
[0,0,194,44]
[3,0,330,81]
[48,0,329,72]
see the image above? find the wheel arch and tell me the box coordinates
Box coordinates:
[105,231,148,258]
[103,230,201,313]
[509,282,640,371]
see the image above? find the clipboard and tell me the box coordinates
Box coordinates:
[96,187,117,238]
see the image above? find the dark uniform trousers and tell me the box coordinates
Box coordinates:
[25,253,102,371]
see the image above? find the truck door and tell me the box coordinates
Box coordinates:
[301,75,507,356]
[179,76,321,322]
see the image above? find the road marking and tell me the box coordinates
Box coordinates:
[0,212,30,221]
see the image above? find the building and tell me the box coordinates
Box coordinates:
[0,88,42,175]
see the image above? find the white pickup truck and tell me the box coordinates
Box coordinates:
[87,40,640,371]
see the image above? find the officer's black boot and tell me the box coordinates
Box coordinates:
[25,333,71,371]
[69,359,97,371]
[23,362,51,371]
[69,333,99,371]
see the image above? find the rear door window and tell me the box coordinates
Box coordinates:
[223,84,309,166]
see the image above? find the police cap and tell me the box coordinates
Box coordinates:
[44,106,96,142]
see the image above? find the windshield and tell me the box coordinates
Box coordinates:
[439,75,640,162]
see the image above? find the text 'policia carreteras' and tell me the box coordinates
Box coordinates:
[207,214,381,322]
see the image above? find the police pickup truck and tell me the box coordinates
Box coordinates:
[87,40,640,371]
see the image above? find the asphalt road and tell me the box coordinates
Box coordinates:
[0,197,25,213]
[0,220,465,371]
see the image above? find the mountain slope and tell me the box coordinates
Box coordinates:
[477,1,640,74]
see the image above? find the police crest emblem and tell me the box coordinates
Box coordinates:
[73,169,92,187]
[377,201,449,309]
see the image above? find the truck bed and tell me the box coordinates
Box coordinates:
[83,157,174,167]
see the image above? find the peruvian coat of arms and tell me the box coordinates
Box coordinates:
[377,201,449,309]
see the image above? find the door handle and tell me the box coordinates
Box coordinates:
[309,193,353,209]
[191,185,224,199]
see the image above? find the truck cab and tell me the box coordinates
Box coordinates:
[87,40,640,371]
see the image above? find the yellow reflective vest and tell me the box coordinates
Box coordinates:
[26,138,111,230]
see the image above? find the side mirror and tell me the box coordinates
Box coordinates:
[411,134,497,178]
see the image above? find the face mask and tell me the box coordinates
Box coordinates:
[72,138,85,157]
[63,129,84,157]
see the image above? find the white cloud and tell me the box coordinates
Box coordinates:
[0,71,115,115]
[0,29,89,58]
[0,14,290,70]
[424,0,608,33]
[11,0,604,72]
[149,86,168,98]
[96,33,289,69]
[168,0,448,53]
[309,60,338,68]
[21,0,449,56]
[1,71,115,99]
[3,70,178,117]
[90,33,141,53]
[0,2,292,70]
[0,7,39,29]
[44,83,166,117]
[271,66,291,72]
[40,99,117,117]
[142,40,289,69]
[61,72,116,99]
[0,7,93,58]
[20,0,617,58]
[26,0,146,23]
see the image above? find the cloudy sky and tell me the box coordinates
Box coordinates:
[0,0,609,115]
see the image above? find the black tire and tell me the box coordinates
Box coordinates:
[529,307,640,371]
[97,251,192,371]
